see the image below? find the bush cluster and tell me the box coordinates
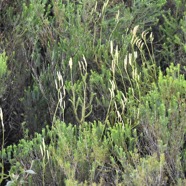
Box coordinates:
[0,0,186,185]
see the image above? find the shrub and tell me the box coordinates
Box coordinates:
[1,63,185,185]
[0,52,8,96]
[0,0,186,185]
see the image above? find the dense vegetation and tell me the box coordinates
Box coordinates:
[0,0,186,185]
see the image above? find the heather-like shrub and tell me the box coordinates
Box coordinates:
[1,64,185,185]
[0,0,186,185]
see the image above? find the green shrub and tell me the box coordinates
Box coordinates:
[138,64,186,184]
[0,0,173,133]
[0,52,8,96]
[0,0,186,185]
[153,0,186,72]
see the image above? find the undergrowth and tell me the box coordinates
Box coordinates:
[0,0,186,185]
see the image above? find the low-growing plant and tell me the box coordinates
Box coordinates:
[0,52,8,96]
[138,64,186,184]
[0,0,186,185]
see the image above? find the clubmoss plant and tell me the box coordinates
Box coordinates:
[0,0,186,185]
